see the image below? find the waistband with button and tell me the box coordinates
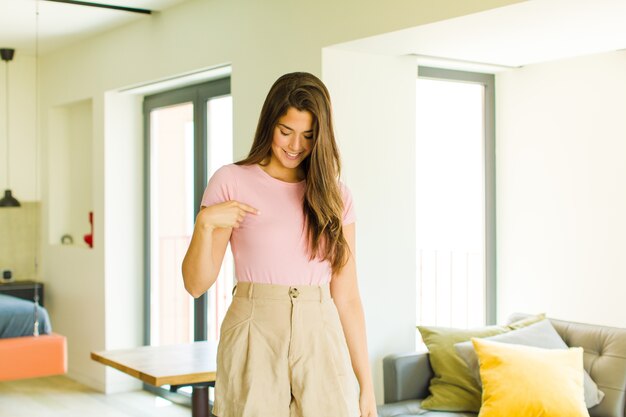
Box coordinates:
[231,281,331,302]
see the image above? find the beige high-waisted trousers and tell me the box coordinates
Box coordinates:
[212,281,361,417]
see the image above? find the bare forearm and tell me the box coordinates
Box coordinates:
[335,297,375,393]
[182,225,216,298]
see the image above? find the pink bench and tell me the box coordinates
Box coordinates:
[0,333,67,381]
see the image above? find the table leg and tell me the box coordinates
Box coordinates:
[192,385,209,417]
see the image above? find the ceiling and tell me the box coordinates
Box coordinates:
[5,0,626,69]
[0,0,187,55]
[333,0,626,72]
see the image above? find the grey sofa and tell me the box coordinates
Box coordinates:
[377,314,626,417]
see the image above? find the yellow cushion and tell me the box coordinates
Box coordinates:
[472,338,589,417]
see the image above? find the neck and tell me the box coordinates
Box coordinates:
[262,157,304,183]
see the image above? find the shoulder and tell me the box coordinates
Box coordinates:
[213,163,237,175]
[208,163,263,192]
[209,163,240,183]
[338,180,353,199]
[337,179,356,224]
[205,163,241,195]
[221,162,257,176]
[202,164,240,207]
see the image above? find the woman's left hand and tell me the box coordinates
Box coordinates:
[359,389,378,417]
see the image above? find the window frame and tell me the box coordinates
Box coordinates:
[417,66,496,324]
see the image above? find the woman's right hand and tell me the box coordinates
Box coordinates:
[196,201,260,230]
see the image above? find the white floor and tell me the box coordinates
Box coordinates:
[0,375,192,417]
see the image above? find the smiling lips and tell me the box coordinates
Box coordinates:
[284,150,302,160]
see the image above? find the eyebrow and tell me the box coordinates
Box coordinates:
[278,123,313,133]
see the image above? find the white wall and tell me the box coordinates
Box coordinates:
[103,92,144,392]
[40,96,105,389]
[0,53,37,201]
[36,0,525,396]
[48,99,93,247]
[323,48,418,400]
[496,50,626,328]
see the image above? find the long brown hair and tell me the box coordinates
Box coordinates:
[235,72,350,275]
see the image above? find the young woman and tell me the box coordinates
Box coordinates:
[182,72,377,417]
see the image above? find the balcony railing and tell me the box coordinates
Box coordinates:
[416,248,485,349]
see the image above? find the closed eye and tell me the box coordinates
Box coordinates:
[280,130,312,140]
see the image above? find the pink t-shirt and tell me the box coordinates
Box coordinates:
[200,163,356,285]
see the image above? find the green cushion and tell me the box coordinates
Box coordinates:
[417,314,545,412]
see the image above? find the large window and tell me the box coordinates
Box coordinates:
[415,67,495,342]
[143,78,232,404]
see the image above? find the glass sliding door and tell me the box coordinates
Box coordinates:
[149,101,195,346]
[143,77,231,404]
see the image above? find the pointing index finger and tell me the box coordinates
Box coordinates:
[238,202,260,214]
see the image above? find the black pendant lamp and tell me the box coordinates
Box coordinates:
[0,48,20,207]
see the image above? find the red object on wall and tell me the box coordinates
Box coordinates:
[84,211,93,248]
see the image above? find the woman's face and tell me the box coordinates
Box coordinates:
[269,107,314,173]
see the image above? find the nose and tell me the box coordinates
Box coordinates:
[288,134,304,151]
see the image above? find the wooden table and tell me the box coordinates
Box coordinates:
[91,341,218,417]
